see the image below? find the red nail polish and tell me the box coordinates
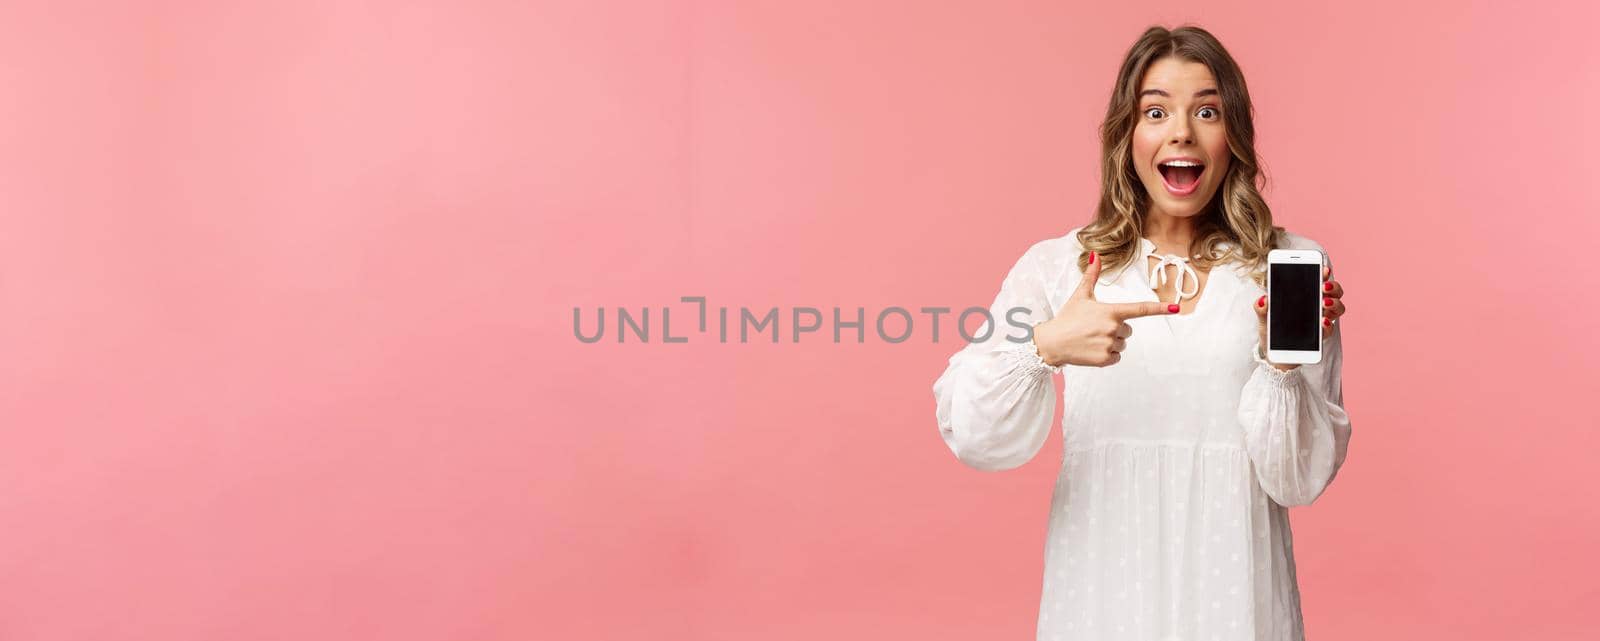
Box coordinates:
[1323,317,1331,327]
[1256,295,1265,308]
[1090,250,1097,264]
[1324,282,1332,291]
[1168,304,1180,313]
[1324,297,1332,306]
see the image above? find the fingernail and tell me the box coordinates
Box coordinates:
[1324,282,1332,291]
[1323,317,1331,327]
[1090,251,1097,265]
[1256,295,1265,308]
[1168,304,1180,313]
[1324,297,1332,306]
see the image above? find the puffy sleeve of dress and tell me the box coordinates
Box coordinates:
[932,238,1073,472]
[1237,241,1353,507]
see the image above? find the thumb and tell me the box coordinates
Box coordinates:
[1069,250,1102,304]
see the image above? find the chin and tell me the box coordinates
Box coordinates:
[1152,201,1209,218]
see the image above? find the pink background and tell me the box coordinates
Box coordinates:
[2,1,1596,639]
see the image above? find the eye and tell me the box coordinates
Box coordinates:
[1197,106,1219,120]
[1143,107,1166,119]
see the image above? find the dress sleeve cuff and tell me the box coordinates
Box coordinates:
[1250,338,1301,388]
[1002,337,1063,378]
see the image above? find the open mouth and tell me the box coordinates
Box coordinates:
[1157,159,1205,195]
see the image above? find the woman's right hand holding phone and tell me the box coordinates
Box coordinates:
[1032,251,1178,368]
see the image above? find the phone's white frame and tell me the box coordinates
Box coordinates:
[1266,248,1325,365]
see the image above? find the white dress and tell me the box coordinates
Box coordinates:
[932,225,1351,641]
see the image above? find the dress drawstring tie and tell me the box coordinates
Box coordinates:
[1147,254,1200,305]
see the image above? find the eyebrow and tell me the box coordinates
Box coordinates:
[1139,88,1219,99]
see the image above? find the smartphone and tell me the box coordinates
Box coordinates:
[1266,248,1325,365]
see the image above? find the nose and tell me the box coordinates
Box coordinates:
[1170,118,1194,145]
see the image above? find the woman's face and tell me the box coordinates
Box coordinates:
[1130,56,1231,220]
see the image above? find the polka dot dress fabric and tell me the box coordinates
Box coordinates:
[933,226,1351,641]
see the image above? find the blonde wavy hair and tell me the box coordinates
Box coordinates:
[1074,25,1283,288]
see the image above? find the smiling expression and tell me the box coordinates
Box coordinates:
[1131,57,1232,219]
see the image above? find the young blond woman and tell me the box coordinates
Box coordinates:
[933,25,1351,641]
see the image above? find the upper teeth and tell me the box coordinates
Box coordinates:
[1162,160,1202,167]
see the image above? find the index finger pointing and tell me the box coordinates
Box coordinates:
[1107,301,1177,320]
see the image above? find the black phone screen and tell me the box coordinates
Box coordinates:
[1269,262,1322,351]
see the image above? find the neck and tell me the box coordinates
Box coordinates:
[1141,209,1199,256]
